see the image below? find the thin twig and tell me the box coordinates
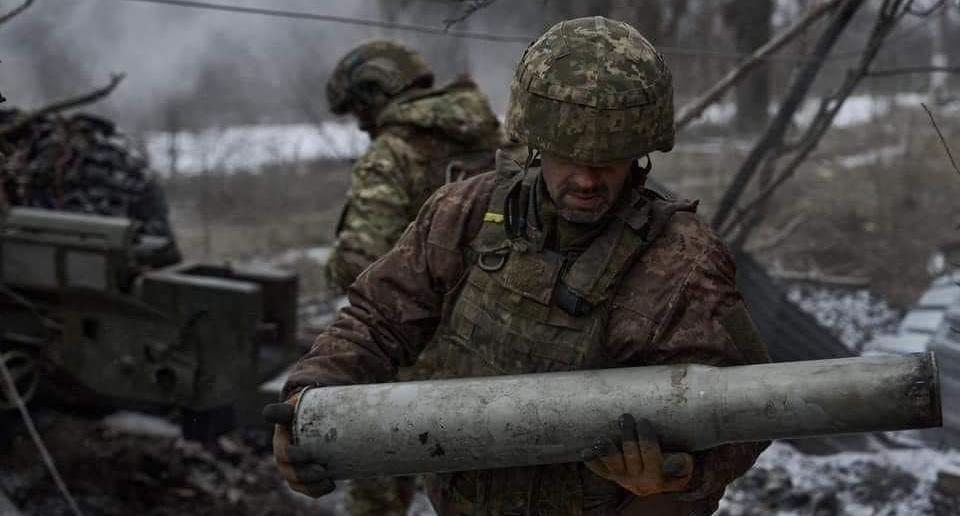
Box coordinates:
[676,0,843,130]
[0,0,34,27]
[744,214,807,254]
[769,269,871,288]
[907,0,947,16]
[0,74,125,138]
[867,66,960,77]
[921,102,960,176]
[443,0,497,30]
[721,0,914,243]
[711,0,867,231]
[0,355,84,516]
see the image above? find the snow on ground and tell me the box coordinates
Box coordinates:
[718,441,960,515]
[102,411,182,439]
[145,121,369,176]
[831,143,907,169]
[687,92,956,130]
[144,94,959,176]
[259,246,332,269]
[786,285,901,352]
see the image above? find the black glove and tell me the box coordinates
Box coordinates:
[264,398,336,497]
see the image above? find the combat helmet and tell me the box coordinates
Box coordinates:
[505,17,675,165]
[326,41,434,115]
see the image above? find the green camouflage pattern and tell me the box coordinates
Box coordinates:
[326,40,434,115]
[326,78,501,292]
[505,16,675,165]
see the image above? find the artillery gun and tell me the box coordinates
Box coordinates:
[0,206,299,439]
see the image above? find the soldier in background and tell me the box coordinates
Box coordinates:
[323,41,502,515]
[324,40,502,293]
[273,17,770,515]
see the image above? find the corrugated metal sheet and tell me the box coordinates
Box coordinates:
[929,305,960,444]
[734,251,853,362]
[864,274,960,355]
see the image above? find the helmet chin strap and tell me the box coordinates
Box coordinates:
[523,148,542,172]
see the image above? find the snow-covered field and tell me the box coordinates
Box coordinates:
[145,120,369,176]
[690,92,957,130]
[143,94,958,176]
[719,441,960,516]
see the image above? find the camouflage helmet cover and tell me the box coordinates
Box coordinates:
[505,17,675,165]
[326,40,435,115]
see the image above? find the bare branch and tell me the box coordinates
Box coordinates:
[744,214,806,254]
[0,0,34,27]
[866,66,960,77]
[443,0,497,30]
[768,269,871,288]
[711,0,867,232]
[676,0,843,130]
[922,102,960,177]
[0,74,126,138]
[720,0,915,244]
[907,0,947,16]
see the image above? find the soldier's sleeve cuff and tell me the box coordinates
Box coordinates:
[672,453,718,502]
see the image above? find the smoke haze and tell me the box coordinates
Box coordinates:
[0,0,542,132]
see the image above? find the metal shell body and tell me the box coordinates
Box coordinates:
[293,353,941,479]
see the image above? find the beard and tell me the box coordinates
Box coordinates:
[555,184,612,224]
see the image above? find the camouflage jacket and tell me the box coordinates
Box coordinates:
[325,77,501,292]
[288,171,768,515]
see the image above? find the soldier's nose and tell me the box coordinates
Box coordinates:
[569,169,602,191]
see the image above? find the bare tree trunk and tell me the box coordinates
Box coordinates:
[722,0,774,132]
[723,0,924,247]
[676,0,843,130]
[609,0,662,41]
[929,5,949,103]
[711,0,866,231]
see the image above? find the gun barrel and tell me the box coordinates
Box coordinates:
[293,353,941,479]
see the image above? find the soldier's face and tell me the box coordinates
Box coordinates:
[541,153,631,223]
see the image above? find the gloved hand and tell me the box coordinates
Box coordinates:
[581,413,695,497]
[263,391,336,498]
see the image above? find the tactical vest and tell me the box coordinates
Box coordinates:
[426,154,696,516]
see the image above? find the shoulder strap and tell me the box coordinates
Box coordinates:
[469,150,526,254]
[556,188,698,315]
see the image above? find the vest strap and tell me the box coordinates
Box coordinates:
[560,189,698,314]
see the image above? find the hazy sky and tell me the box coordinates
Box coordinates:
[2,1,954,133]
[0,0,539,130]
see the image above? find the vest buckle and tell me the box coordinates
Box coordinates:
[477,252,508,272]
[555,283,593,316]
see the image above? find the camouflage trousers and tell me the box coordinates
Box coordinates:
[347,476,417,516]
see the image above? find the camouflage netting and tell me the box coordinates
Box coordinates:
[0,110,176,242]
